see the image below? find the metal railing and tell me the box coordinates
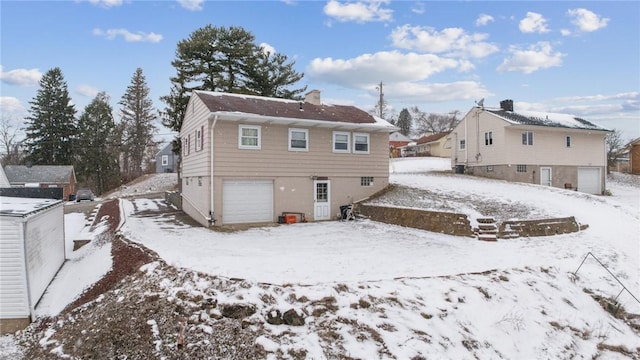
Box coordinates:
[573,251,640,305]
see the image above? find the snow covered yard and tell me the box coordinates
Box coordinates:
[2,159,639,359]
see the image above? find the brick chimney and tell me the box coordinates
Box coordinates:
[500,99,514,112]
[305,90,321,105]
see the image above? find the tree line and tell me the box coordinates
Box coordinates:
[1,25,306,195]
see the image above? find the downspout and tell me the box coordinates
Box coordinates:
[464,111,468,164]
[209,114,218,226]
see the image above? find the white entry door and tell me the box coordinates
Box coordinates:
[314,180,331,221]
[540,167,552,187]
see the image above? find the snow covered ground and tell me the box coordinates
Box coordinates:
[2,159,638,359]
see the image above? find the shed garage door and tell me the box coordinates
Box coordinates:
[222,180,273,224]
[577,167,600,194]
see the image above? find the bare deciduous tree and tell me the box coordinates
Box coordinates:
[0,115,25,166]
[606,129,625,174]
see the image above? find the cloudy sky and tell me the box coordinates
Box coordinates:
[1,0,638,142]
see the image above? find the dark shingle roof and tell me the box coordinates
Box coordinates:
[195,91,378,125]
[4,165,74,184]
[485,109,608,131]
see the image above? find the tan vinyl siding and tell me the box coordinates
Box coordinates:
[180,97,211,178]
[504,127,606,166]
[213,121,389,178]
[180,96,213,226]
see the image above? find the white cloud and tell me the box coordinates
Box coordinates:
[411,2,425,15]
[497,42,564,74]
[93,28,163,43]
[560,29,572,36]
[390,25,499,58]
[259,42,276,56]
[567,8,609,33]
[0,97,25,115]
[0,65,42,86]
[323,0,393,24]
[382,81,492,103]
[177,0,203,11]
[84,0,123,8]
[307,51,462,87]
[519,12,550,34]
[77,85,101,98]
[475,14,494,27]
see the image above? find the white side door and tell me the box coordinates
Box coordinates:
[313,180,331,221]
[540,167,552,187]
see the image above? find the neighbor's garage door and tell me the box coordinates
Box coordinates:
[222,180,273,224]
[577,167,600,194]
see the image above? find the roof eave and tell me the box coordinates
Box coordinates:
[211,111,398,132]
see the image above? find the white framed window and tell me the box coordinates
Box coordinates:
[484,131,493,146]
[239,125,261,149]
[361,176,374,186]
[516,164,527,173]
[353,133,370,154]
[288,128,308,151]
[566,136,571,148]
[522,131,534,146]
[161,155,169,166]
[183,136,190,156]
[195,127,203,151]
[459,139,466,150]
[333,131,350,153]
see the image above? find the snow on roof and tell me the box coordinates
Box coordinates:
[0,196,62,217]
[193,90,398,131]
[4,165,75,184]
[485,108,609,131]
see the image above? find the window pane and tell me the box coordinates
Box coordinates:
[355,143,368,151]
[335,142,348,150]
[243,128,258,137]
[242,137,258,146]
[316,183,328,202]
[291,131,305,140]
[291,140,306,148]
[336,134,348,142]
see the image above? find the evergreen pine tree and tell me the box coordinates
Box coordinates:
[119,68,157,180]
[160,25,305,139]
[24,67,77,165]
[397,108,412,137]
[76,92,120,195]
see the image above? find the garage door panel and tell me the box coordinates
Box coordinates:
[578,168,600,195]
[223,180,273,224]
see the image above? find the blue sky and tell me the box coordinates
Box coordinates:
[1,0,639,144]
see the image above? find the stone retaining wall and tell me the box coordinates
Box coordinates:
[355,204,474,237]
[165,191,182,210]
[498,217,580,238]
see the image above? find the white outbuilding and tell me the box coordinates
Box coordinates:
[0,196,66,333]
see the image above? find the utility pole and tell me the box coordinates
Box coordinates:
[375,81,384,118]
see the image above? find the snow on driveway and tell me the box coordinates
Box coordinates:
[120,158,639,313]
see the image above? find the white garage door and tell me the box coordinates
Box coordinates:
[222,180,273,224]
[577,167,600,194]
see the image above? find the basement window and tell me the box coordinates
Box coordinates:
[361,176,374,186]
[516,165,527,173]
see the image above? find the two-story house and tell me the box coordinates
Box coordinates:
[180,90,397,227]
[450,100,609,194]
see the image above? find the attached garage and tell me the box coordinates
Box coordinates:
[577,167,601,195]
[222,180,273,224]
[0,197,65,334]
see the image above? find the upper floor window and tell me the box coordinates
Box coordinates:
[353,133,370,154]
[239,125,261,149]
[289,128,308,151]
[459,139,466,150]
[195,127,203,151]
[484,131,493,146]
[161,155,169,166]
[522,131,534,146]
[566,136,571,148]
[333,131,350,153]
[183,135,191,156]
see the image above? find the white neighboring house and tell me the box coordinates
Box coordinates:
[179,90,397,227]
[0,166,9,187]
[0,196,65,334]
[450,99,610,194]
